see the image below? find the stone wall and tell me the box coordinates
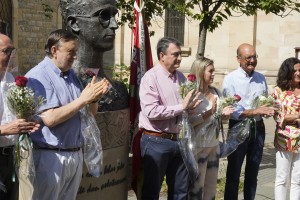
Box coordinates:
[77,109,130,200]
[13,0,60,74]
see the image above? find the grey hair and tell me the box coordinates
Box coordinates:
[156,37,182,60]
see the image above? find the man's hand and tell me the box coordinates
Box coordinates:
[222,105,235,120]
[80,77,110,104]
[182,89,202,110]
[256,106,278,118]
[0,119,40,135]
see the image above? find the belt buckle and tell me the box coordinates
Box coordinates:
[170,134,174,140]
[161,133,168,139]
[161,133,174,140]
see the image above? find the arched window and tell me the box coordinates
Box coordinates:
[0,0,12,37]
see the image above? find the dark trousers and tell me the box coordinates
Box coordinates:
[0,146,19,200]
[224,119,265,200]
[140,134,188,200]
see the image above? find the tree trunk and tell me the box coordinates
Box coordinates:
[197,22,208,59]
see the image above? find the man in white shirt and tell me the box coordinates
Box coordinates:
[223,43,277,200]
[0,33,39,200]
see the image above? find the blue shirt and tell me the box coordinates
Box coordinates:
[25,57,83,149]
[222,67,268,120]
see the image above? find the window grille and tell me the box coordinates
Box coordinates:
[0,0,12,38]
[164,8,185,45]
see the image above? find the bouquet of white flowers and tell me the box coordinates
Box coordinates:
[6,75,45,199]
[7,76,45,120]
[252,91,275,108]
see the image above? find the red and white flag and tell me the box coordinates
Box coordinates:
[129,0,153,198]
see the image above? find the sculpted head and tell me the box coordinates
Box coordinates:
[60,0,118,51]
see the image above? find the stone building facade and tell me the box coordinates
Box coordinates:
[1,0,300,88]
[115,8,300,89]
[0,0,62,74]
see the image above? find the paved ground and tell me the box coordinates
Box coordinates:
[128,118,278,200]
[238,118,276,200]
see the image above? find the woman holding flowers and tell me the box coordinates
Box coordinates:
[272,57,300,200]
[188,57,234,200]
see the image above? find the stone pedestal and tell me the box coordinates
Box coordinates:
[76,109,130,200]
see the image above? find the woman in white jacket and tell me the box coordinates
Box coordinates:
[188,57,234,200]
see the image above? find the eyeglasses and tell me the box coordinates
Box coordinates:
[238,55,258,61]
[0,47,16,56]
[75,7,119,28]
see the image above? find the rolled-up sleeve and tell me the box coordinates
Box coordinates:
[222,75,244,120]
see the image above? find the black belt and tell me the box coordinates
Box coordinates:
[0,145,14,155]
[34,147,81,152]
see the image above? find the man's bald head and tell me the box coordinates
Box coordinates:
[237,43,254,57]
[0,33,13,46]
[0,33,14,73]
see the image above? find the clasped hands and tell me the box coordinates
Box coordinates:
[80,76,110,104]
[257,105,278,118]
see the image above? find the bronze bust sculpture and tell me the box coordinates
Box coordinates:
[60,0,129,111]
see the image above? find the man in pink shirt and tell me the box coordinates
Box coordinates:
[139,37,200,200]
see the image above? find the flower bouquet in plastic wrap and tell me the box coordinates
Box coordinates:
[80,107,103,177]
[217,93,251,158]
[178,74,199,183]
[219,118,252,158]
[6,76,45,199]
[78,69,104,177]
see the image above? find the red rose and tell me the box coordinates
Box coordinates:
[85,70,96,78]
[15,76,28,87]
[187,74,196,82]
[234,94,241,102]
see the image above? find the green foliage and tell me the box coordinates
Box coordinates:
[117,0,300,56]
[116,0,171,28]
[111,64,130,90]
[40,0,300,56]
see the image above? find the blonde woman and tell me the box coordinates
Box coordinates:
[188,57,234,200]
